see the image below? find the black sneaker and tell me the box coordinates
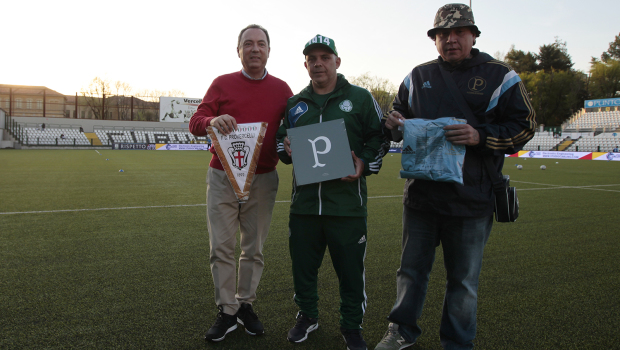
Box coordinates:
[341,327,367,350]
[287,311,318,343]
[204,306,238,342]
[236,303,264,336]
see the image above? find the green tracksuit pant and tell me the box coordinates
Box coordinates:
[288,213,367,330]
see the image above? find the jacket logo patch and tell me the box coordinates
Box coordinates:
[422,81,432,89]
[468,76,486,92]
[358,235,366,244]
[288,102,308,127]
[339,100,353,112]
[402,145,414,154]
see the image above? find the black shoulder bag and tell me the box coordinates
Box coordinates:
[438,64,519,222]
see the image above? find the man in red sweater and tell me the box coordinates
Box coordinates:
[189,24,293,342]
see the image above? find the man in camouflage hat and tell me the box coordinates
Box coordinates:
[374,3,536,350]
[428,3,481,37]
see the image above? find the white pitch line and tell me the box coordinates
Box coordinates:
[518,186,620,193]
[0,195,404,216]
[3,185,617,215]
[512,181,620,193]
[511,180,564,187]
[512,180,620,188]
[0,204,206,215]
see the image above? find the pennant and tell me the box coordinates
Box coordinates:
[207,122,267,202]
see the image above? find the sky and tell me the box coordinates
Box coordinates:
[3,0,618,99]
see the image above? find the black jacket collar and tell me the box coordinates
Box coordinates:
[438,49,493,71]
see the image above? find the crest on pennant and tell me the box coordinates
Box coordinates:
[207,122,267,203]
[227,141,250,170]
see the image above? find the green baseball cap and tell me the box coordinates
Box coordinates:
[427,3,481,38]
[303,34,338,56]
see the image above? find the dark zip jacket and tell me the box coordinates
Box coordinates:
[385,49,536,217]
[277,74,389,217]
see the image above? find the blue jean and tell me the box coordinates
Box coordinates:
[387,206,493,350]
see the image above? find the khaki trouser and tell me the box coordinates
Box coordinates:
[206,167,278,315]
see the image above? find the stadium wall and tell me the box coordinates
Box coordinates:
[1,109,5,143]
[0,109,13,148]
[10,116,188,133]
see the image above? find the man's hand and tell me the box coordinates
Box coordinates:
[341,151,364,182]
[283,136,292,157]
[444,123,480,146]
[384,111,405,130]
[210,114,237,135]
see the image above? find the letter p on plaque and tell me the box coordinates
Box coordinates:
[308,136,331,168]
[287,119,354,186]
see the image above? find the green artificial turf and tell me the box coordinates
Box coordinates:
[0,150,618,349]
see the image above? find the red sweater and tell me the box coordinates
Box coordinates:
[189,71,293,174]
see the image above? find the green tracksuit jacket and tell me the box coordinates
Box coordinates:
[276,74,389,217]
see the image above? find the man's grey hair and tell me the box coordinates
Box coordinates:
[237,24,270,49]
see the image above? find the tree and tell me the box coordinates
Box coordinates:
[348,73,397,114]
[110,81,132,121]
[589,59,620,99]
[493,50,505,62]
[504,45,538,73]
[520,70,587,126]
[588,33,620,99]
[80,77,112,120]
[600,33,620,63]
[80,77,187,121]
[536,37,573,72]
[505,38,583,126]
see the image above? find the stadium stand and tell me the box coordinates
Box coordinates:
[4,114,617,153]
[564,110,620,131]
[564,133,620,152]
[24,127,91,146]
[94,129,204,145]
[1,114,212,149]
[521,132,565,151]
[390,141,403,149]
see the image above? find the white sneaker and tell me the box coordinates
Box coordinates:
[374,323,414,350]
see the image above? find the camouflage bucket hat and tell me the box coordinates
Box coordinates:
[427,3,481,38]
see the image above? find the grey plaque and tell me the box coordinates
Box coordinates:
[287,119,355,186]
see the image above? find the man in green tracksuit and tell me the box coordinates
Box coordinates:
[276,34,389,350]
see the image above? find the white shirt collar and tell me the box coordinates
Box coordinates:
[242,69,268,80]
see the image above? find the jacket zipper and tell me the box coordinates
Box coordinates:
[318,106,323,215]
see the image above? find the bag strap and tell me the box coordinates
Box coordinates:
[437,64,478,126]
[437,63,504,189]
